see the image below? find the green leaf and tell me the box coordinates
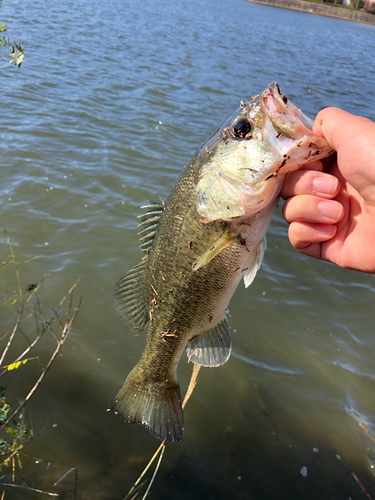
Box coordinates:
[0,438,9,451]
[5,425,17,439]
[0,37,25,68]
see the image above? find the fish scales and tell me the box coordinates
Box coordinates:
[112,82,334,442]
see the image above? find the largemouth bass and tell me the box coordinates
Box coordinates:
[112,83,333,442]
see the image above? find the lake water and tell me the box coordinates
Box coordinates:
[1,0,375,498]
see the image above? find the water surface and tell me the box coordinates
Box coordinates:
[1,0,375,498]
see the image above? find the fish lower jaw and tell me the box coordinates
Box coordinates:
[234,178,281,220]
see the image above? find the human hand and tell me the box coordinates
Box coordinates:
[281,107,375,273]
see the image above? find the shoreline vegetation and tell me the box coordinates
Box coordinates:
[247,0,375,24]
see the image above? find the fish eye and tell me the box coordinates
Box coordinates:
[233,119,252,139]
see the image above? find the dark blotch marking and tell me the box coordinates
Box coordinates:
[277,158,287,171]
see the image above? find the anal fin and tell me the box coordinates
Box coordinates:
[186,313,231,367]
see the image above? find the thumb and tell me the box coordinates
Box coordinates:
[313,107,375,152]
[312,107,375,205]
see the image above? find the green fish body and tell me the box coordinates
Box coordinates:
[112,83,334,442]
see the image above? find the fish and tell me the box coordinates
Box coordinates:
[111,82,334,442]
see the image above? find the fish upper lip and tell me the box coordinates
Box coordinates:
[263,83,295,122]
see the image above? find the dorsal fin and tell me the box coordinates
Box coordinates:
[186,313,232,367]
[137,200,166,254]
[113,262,149,334]
[113,201,166,334]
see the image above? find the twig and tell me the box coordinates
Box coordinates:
[0,482,58,496]
[0,309,22,366]
[351,472,372,500]
[52,467,75,487]
[57,279,81,310]
[358,422,375,443]
[0,328,46,378]
[7,255,44,266]
[7,238,23,307]
[72,469,77,500]
[182,363,201,409]
[0,298,81,429]
[0,332,10,343]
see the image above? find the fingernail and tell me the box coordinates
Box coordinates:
[318,200,343,220]
[313,176,338,195]
[315,224,337,238]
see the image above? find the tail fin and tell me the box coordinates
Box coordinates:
[111,365,184,442]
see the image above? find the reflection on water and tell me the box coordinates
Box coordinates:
[1,0,375,497]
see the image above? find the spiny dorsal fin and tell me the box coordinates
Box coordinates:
[137,200,166,254]
[186,312,232,367]
[113,261,149,334]
[243,237,266,288]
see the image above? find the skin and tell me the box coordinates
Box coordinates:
[281,107,375,273]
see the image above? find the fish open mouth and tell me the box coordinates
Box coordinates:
[262,82,315,141]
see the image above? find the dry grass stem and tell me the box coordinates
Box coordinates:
[123,440,166,500]
[140,444,165,500]
[0,482,59,496]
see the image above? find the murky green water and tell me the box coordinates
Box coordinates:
[1,0,375,497]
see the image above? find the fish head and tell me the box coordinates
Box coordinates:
[196,82,334,220]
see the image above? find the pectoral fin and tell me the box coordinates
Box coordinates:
[186,313,231,367]
[192,229,235,271]
[243,237,266,288]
